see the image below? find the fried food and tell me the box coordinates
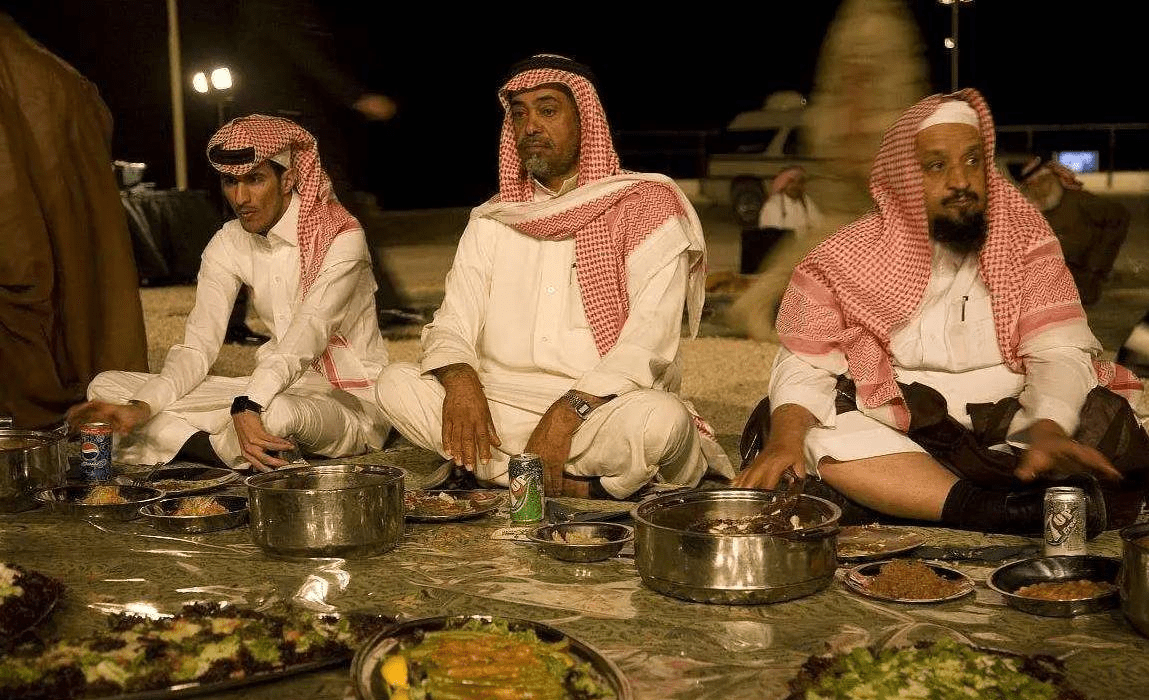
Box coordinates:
[78,485,127,506]
[865,560,965,600]
[1015,579,1116,601]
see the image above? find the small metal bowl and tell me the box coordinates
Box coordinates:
[528,522,634,563]
[34,484,164,521]
[139,495,249,534]
[988,555,1121,617]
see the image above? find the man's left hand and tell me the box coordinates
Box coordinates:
[524,402,582,497]
[1016,419,1122,483]
[233,411,294,472]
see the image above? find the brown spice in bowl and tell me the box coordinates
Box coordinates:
[866,560,965,600]
[1014,579,1116,601]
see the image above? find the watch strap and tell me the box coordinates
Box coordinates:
[230,396,263,415]
[561,391,594,420]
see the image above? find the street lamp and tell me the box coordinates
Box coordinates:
[939,0,973,92]
[191,66,234,127]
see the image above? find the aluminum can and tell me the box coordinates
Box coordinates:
[79,422,113,482]
[508,453,545,523]
[1044,486,1087,556]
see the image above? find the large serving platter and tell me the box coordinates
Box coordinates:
[351,614,632,700]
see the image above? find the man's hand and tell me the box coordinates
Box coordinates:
[733,403,816,489]
[525,391,611,497]
[1016,419,1122,483]
[353,93,397,121]
[525,403,582,497]
[233,411,294,472]
[434,364,500,471]
[66,400,151,435]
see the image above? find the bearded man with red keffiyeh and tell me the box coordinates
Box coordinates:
[70,116,391,471]
[735,90,1149,536]
[375,55,733,499]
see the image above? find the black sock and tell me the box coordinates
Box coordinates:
[940,480,1042,535]
[175,431,228,469]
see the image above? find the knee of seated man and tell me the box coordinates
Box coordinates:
[633,391,693,461]
[260,397,298,437]
[373,362,422,409]
[87,371,124,401]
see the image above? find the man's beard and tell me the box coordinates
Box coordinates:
[931,210,987,256]
[518,138,577,180]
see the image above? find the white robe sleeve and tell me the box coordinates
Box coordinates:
[420,218,494,374]
[758,195,784,229]
[244,230,371,407]
[767,347,841,427]
[130,230,239,414]
[1009,345,1097,440]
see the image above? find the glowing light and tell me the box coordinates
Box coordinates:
[192,72,209,94]
[944,37,956,49]
[210,67,232,91]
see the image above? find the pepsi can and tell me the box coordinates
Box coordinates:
[1044,486,1087,556]
[508,453,545,523]
[79,422,113,482]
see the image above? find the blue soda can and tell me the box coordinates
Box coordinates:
[79,422,113,482]
[508,453,545,523]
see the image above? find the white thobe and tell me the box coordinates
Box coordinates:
[375,179,732,497]
[769,243,1100,474]
[757,194,825,237]
[89,195,390,466]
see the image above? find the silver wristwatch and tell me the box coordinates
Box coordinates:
[561,391,594,420]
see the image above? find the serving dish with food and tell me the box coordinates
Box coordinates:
[988,555,1121,617]
[0,563,64,644]
[844,559,975,604]
[835,524,927,561]
[34,485,164,521]
[528,522,633,563]
[351,615,630,700]
[118,464,240,497]
[139,495,249,534]
[403,490,502,522]
[0,602,393,700]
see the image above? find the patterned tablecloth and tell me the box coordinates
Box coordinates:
[4,456,1148,699]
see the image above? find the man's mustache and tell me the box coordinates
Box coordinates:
[518,136,553,149]
[943,189,979,206]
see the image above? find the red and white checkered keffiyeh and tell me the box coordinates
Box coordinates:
[488,68,703,356]
[207,115,358,296]
[207,115,367,390]
[776,89,1140,430]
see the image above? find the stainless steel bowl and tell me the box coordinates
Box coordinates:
[1,418,68,513]
[987,555,1121,617]
[632,488,840,605]
[1120,523,1149,637]
[528,522,633,563]
[246,464,405,559]
[34,484,164,521]
[140,495,249,534]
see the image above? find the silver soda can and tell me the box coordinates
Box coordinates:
[508,453,545,523]
[1044,486,1087,556]
[79,422,113,482]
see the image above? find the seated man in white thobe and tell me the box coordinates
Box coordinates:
[374,55,733,499]
[68,116,390,471]
[735,91,1149,535]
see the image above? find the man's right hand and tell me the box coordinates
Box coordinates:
[65,400,151,435]
[732,403,816,489]
[433,364,501,471]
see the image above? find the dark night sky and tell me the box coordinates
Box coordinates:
[4,1,1146,209]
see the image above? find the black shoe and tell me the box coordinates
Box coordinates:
[378,308,427,328]
[224,325,270,346]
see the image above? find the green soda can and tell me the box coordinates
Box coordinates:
[509,452,545,523]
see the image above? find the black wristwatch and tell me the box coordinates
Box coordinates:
[561,391,595,421]
[230,396,263,415]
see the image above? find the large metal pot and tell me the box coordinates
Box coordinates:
[1120,523,1149,637]
[632,489,840,604]
[246,464,404,559]
[0,418,68,513]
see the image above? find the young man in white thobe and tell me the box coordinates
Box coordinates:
[735,91,1148,535]
[374,55,733,499]
[68,116,390,471]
